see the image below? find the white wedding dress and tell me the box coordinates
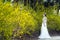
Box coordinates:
[39,16,51,38]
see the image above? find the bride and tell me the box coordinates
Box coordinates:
[39,13,51,38]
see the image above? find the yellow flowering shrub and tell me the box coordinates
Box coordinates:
[0,2,38,40]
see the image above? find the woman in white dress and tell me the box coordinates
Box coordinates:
[39,13,51,38]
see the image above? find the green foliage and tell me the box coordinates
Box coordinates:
[47,14,60,31]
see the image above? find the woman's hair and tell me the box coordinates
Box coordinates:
[44,13,46,16]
